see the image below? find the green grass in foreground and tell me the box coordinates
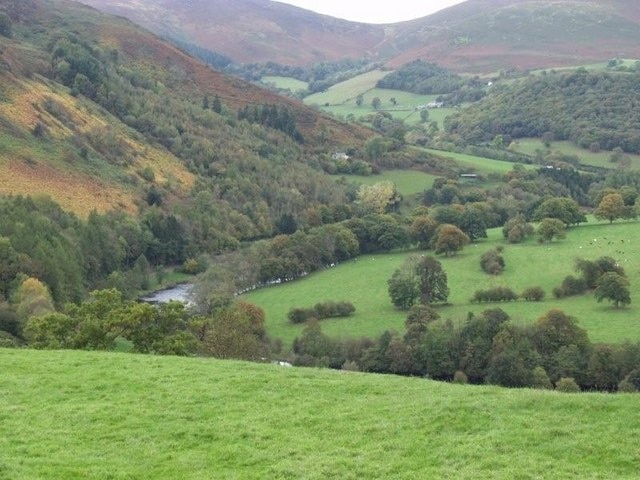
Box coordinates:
[1,349,639,479]
[246,219,640,346]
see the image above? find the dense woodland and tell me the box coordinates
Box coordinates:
[445,69,640,152]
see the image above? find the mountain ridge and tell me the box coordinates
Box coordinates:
[80,0,640,73]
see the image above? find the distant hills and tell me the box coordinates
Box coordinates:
[81,0,640,72]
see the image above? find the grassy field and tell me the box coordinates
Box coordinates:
[423,148,532,175]
[261,75,308,91]
[335,169,438,197]
[2,348,640,479]
[304,70,388,106]
[511,138,640,170]
[246,219,640,346]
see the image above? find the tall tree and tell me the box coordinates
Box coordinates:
[432,224,469,256]
[594,193,626,223]
[594,272,631,308]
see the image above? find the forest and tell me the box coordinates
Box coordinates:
[444,69,640,152]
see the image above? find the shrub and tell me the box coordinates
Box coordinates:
[553,275,588,299]
[521,286,545,302]
[555,377,580,393]
[480,249,505,275]
[471,287,518,303]
[532,366,553,389]
[288,301,355,324]
[453,370,468,384]
[617,379,637,393]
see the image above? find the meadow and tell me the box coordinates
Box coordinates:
[1,348,639,479]
[335,169,438,197]
[245,219,640,346]
[261,75,309,91]
[423,148,533,175]
[511,138,640,170]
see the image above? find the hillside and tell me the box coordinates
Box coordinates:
[2,348,640,479]
[80,0,640,73]
[78,0,385,66]
[0,0,371,217]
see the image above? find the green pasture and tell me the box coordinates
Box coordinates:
[2,349,640,479]
[246,219,640,346]
[423,148,531,175]
[260,75,308,91]
[335,169,437,197]
[511,138,640,170]
[304,69,389,106]
[531,58,640,75]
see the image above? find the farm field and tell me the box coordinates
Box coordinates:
[335,169,437,197]
[245,219,640,347]
[260,75,308,91]
[423,148,532,175]
[2,348,640,479]
[511,138,640,170]
[304,69,389,106]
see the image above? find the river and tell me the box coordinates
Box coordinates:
[140,283,194,304]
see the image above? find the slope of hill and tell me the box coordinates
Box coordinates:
[388,0,640,72]
[79,0,385,66]
[2,348,640,479]
[0,0,371,217]
[80,0,640,73]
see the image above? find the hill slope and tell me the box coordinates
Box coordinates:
[0,0,371,217]
[2,349,640,478]
[79,0,385,66]
[80,0,640,73]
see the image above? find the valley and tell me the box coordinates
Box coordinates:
[1,0,640,477]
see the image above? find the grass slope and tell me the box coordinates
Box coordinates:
[335,169,437,197]
[246,219,640,346]
[2,349,640,479]
[512,138,640,170]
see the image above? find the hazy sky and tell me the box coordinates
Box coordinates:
[273,0,467,24]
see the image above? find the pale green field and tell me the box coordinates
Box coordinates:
[261,75,309,91]
[246,219,640,347]
[3,349,640,479]
[531,58,640,74]
[304,69,389,106]
[336,169,438,197]
[512,138,640,170]
[424,148,533,175]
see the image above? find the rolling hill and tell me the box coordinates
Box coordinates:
[2,348,640,479]
[80,0,640,73]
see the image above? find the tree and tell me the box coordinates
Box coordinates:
[594,193,626,223]
[212,95,222,114]
[371,97,381,110]
[387,255,449,309]
[0,12,12,37]
[532,197,586,226]
[420,109,429,123]
[200,301,269,361]
[502,214,534,243]
[355,94,363,107]
[409,215,438,249]
[594,272,631,308]
[387,268,419,310]
[14,278,55,322]
[415,256,449,305]
[432,224,469,256]
[537,218,566,242]
[356,182,401,214]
